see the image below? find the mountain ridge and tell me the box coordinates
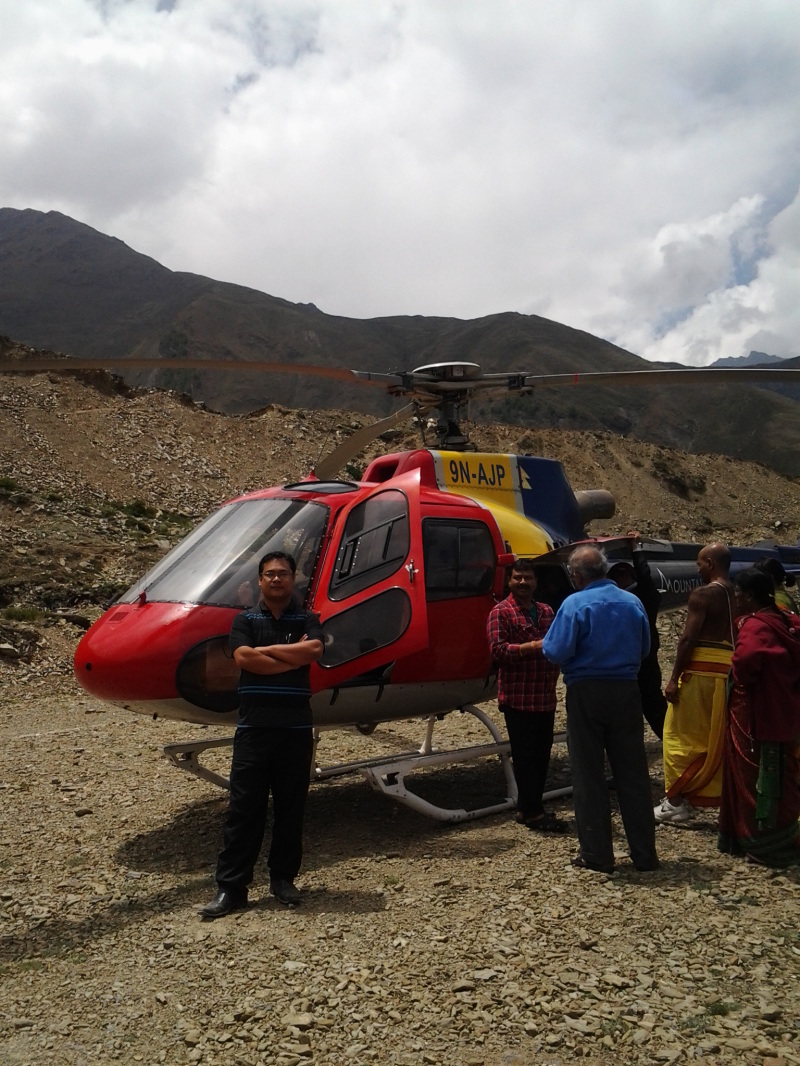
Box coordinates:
[2,206,799,475]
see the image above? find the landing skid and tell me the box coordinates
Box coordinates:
[353,703,517,823]
[162,705,570,823]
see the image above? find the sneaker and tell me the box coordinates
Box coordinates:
[653,796,692,824]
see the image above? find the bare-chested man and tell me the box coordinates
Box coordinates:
[655,542,739,824]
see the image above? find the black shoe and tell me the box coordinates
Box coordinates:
[270,877,301,906]
[199,889,247,919]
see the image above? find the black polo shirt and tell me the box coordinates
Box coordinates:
[230,597,324,728]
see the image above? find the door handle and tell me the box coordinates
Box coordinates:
[405,560,419,584]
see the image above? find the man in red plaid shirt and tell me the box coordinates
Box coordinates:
[487,558,566,832]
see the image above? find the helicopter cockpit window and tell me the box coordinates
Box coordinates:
[329,489,410,601]
[422,519,495,600]
[117,498,328,607]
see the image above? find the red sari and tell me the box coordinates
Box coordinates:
[718,609,800,867]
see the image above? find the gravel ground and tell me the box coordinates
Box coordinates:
[2,358,800,1065]
[1,622,799,1066]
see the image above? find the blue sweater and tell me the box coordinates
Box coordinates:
[542,579,651,685]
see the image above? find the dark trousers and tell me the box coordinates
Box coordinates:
[566,679,657,870]
[215,726,314,893]
[501,705,556,817]
[638,656,667,740]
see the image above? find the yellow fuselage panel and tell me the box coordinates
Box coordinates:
[432,451,553,557]
[486,506,553,557]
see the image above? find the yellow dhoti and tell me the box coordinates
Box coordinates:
[663,643,732,807]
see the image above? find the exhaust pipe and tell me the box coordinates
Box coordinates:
[574,489,616,524]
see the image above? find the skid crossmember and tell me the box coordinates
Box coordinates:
[355,703,516,823]
[163,736,234,790]
[352,704,569,823]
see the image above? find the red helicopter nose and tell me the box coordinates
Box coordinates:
[74,601,238,703]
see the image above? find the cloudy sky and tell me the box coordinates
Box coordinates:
[2,1,799,366]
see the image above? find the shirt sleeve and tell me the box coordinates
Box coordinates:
[304,612,325,644]
[229,611,253,653]
[487,603,523,663]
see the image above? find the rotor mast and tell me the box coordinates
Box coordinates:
[353,362,494,452]
[413,364,479,451]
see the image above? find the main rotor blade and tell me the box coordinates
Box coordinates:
[0,355,386,386]
[399,366,800,393]
[4,354,799,395]
[351,370,409,386]
[313,403,416,480]
[519,367,800,388]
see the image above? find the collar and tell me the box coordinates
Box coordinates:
[508,592,535,612]
[257,594,299,619]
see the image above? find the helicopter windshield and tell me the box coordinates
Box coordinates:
[118,498,328,607]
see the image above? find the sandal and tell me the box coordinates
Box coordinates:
[526,812,568,834]
[570,854,614,874]
[515,811,568,832]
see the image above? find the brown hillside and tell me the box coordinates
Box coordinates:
[1,340,797,615]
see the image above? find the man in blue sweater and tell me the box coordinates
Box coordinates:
[540,545,658,873]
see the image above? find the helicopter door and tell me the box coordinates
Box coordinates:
[313,470,429,688]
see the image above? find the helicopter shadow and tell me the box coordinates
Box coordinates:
[115,759,520,881]
[116,794,228,874]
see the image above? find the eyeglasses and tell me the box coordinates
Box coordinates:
[260,570,292,581]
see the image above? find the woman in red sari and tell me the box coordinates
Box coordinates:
[718,568,800,867]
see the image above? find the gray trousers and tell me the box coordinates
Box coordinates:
[566,679,657,870]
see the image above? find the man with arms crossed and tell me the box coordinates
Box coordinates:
[540,545,657,873]
[656,542,737,825]
[200,551,324,918]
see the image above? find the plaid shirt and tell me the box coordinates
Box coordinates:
[487,594,560,713]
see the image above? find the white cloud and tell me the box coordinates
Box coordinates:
[1,0,799,364]
[609,190,800,365]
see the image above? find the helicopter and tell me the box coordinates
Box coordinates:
[4,353,800,821]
